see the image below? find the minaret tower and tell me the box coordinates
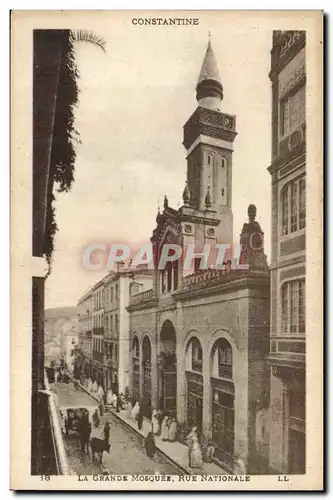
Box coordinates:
[182,38,237,246]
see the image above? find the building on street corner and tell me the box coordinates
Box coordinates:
[267,30,306,474]
[77,265,153,396]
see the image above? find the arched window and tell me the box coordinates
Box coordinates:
[191,338,203,372]
[132,336,139,358]
[142,336,151,364]
[212,338,233,379]
[281,177,306,235]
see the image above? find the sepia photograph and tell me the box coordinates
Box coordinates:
[10,10,323,491]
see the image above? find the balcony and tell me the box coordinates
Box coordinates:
[93,350,104,363]
[93,327,104,335]
[268,336,305,372]
[86,330,92,338]
[130,288,155,306]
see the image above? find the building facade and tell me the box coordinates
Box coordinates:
[267,31,306,474]
[127,40,271,474]
[92,279,105,385]
[77,290,93,376]
[77,267,153,394]
[104,265,153,395]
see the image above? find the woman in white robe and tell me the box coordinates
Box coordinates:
[127,400,133,418]
[93,380,98,393]
[132,402,140,420]
[112,393,117,409]
[87,378,93,393]
[97,385,105,400]
[106,389,113,405]
[160,416,169,441]
[151,414,160,435]
[168,418,177,442]
[190,436,203,468]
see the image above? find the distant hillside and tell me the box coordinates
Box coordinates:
[45,307,79,362]
[45,306,79,320]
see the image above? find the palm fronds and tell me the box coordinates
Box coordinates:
[70,29,106,52]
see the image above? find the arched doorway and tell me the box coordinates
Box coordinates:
[211,338,235,463]
[159,320,177,416]
[185,337,203,435]
[132,336,140,402]
[142,336,152,418]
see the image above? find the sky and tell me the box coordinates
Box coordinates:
[45,16,273,309]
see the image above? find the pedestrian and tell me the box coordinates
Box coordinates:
[132,401,140,420]
[104,421,110,442]
[145,432,156,458]
[79,414,91,453]
[127,399,133,418]
[93,380,98,393]
[234,457,247,475]
[106,389,113,406]
[205,442,215,463]
[151,409,160,435]
[116,394,121,413]
[186,426,198,468]
[98,384,105,400]
[161,415,169,441]
[156,409,163,433]
[136,409,143,431]
[190,436,203,468]
[168,418,178,442]
[92,409,100,428]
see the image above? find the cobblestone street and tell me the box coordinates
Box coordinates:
[54,382,180,475]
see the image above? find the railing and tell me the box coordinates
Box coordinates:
[130,288,154,305]
[93,350,104,363]
[44,372,70,475]
[182,265,238,291]
[93,327,104,335]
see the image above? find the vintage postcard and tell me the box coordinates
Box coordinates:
[10,10,323,491]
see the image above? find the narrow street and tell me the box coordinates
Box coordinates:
[53,382,181,475]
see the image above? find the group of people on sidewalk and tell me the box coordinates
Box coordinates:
[127,402,203,469]
[81,376,128,414]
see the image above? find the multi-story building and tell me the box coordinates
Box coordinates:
[104,263,153,395]
[267,30,306,474]
[77,290,93,376]
[77,265,153,394]
[91,279,105,386]
[127,40,271,474]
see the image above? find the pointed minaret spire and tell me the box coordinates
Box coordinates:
[196,37,223,110]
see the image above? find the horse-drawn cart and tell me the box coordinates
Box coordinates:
[59,404,99,437]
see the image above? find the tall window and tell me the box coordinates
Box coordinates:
[281,279,306,334]
[116,284,119,304]
[281,177,306,235]
[216,339,233,379]
[280,84,305,137]
[191,338,203,372]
